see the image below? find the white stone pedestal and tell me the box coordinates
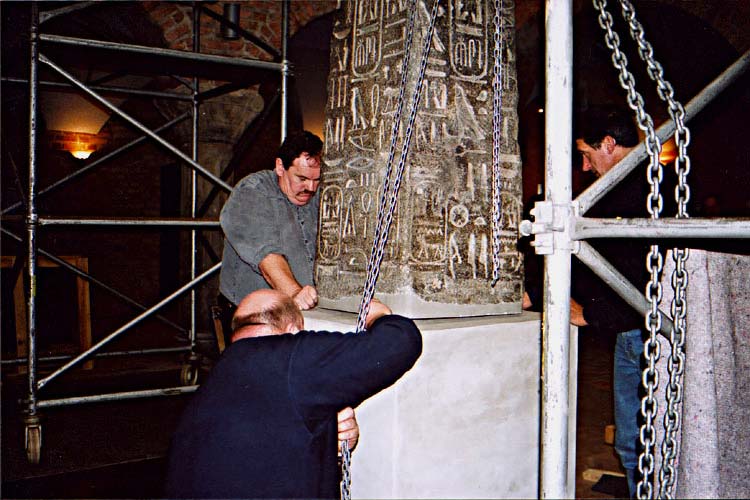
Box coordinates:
[303,309,546,499]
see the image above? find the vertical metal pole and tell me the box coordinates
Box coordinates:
[26,1,40,414]
[540,0,574,498]
[280,0,289,141]
[190,4,200,347]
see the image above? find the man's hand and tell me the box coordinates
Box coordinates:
[337,406,359,451]
[522,291,533,310]
[293,285,318,310]
[364,298,392,329]
[570,298,588,327]
[259,254,317,309]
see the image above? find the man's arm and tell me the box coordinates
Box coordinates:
[522,292,588,327]
[331,300,390,452]
[291,309,422,421]
[570,298,588,327]
[258,253,318,310]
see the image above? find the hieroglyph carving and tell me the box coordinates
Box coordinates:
[317,0,523,317]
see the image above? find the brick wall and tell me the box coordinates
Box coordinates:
[142,1,337,58]
[46,130,110,158]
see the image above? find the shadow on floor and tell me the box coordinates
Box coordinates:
[1,354,201,499]
[3,457,167,499]
[592,473,630,499]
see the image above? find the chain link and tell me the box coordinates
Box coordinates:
[616,2,692,497]
[490,0,504,287]
[345,2,441,498]
[592,2,665,498]
[617,2,691,497]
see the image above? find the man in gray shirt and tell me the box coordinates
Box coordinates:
[219,131,323,331]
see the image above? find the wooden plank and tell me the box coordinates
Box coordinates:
[582,468,625,483]
[75,256,93,370]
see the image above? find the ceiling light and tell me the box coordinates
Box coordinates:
[70,150,93,160]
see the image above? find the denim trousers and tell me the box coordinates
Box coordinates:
[613,328,644,498]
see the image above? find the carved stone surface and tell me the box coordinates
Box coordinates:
[316,0,523,318]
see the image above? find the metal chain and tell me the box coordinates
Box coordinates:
[343,2,440,498]
[618,0,691,218]
[617,2,691,497]
[592,2,664,498]
[355,0,439,333]
[355,0,417,334]
[490,0,504,287]
[339,440,352,500]
[659,251,687,497]
[640,252,662,500]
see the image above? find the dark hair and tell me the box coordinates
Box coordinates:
[231,294,302,333]
[576,107,639,149]
[277,130,323,169]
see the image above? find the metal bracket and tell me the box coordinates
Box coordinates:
[519,201,573,255]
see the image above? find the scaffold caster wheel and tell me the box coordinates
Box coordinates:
[25,424,42,464]
[180,363,199,385]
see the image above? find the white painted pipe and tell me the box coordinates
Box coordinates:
[541,1,574,498]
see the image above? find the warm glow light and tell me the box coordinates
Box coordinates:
[63,135,99,160]
[71,150,93,160]
[660,137,677,164]
[537,108,544,113]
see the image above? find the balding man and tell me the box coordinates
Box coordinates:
[165,290,422,499]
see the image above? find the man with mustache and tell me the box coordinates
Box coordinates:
[219,130,323,335]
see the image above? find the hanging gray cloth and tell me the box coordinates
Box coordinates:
[656,249,750,498]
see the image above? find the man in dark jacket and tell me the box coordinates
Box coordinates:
[165,290,422,499]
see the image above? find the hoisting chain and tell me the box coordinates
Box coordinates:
[618,2,691,497]
[355,0,418,334]
[592,2,664,498]
[490,0,505,287]
[343,2,440,499]
[354,0,439,333]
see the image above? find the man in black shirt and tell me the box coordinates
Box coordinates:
[572,107,656,498]
[165,290,422,499]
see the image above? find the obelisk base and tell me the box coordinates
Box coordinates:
[303,309,574,499]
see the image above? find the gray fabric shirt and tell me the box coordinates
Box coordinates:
[219,169,319,305]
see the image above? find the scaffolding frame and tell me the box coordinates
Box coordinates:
[1,1,293,463]
[536,2,750,497]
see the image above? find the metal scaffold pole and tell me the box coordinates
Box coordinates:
[190,3,201,362]
[24,2,43,464]
[280,0,289,141]
[540,0,574,497]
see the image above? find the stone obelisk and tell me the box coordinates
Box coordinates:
[305,3,550,499]
[316,0,523,317]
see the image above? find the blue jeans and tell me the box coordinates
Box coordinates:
[613,328,644,498]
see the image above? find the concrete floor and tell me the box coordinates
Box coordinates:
[1,332,628,499]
